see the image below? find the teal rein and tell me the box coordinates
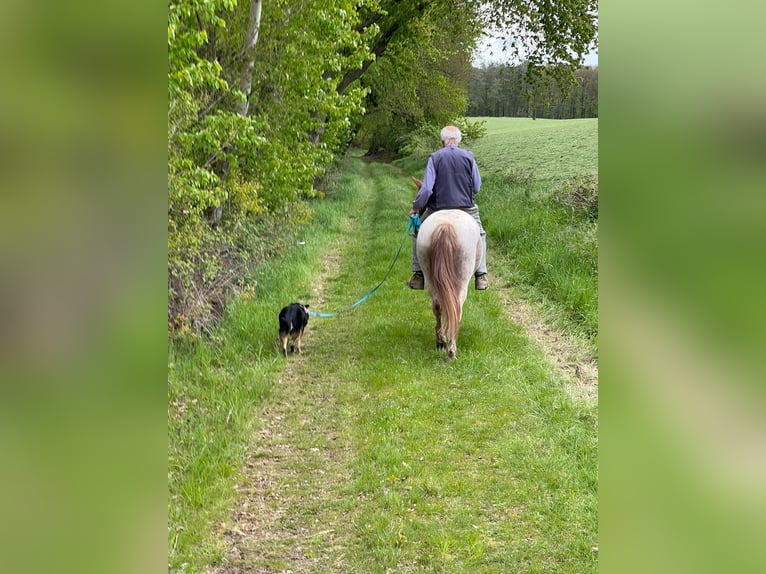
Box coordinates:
[308,214,421,318]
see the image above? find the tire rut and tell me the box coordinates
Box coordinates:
[203,172,374,574]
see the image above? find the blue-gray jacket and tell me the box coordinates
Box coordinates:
[412,144,481,212]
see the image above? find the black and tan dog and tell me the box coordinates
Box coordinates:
[278,302,309,356]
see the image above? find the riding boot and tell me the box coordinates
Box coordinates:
[407,272,424,290]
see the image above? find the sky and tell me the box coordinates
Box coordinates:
[472,36,598,68]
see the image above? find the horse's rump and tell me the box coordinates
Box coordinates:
[417,209,481,358]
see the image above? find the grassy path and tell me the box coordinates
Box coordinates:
[201,157,597,573]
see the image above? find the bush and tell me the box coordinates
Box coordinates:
[452,117,487,144]
[397,118,488,159]
[396,124,440,159]
[552,175,599,220]
[168,199,312,337]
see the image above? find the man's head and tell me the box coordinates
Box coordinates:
[440,125,462,146]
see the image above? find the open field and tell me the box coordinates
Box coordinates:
[466,117,597,181]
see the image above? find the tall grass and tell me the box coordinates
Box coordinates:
[481,172,598,341]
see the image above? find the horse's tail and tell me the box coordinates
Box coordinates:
[429,224,462,343]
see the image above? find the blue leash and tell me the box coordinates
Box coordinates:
[308,214,421,318]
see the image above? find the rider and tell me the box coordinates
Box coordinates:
[407,125,488,290]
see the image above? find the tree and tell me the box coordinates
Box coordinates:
[466,64,598,119]
[357,8,477,154]
[235,0,262,116]
[352,0,597,151]
[481,0,598,89]
[168,0,378,329]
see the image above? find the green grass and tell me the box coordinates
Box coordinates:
[480,171,598,341]
[169,125,598,571]
[465,117,598,181]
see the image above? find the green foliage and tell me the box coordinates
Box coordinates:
[396,118,488,159]
[453,116,488,143]
[168,0,258,329]
[481,0,598,89]
[396,124,441,159]
[168,0,378,331]
[356,9,477,154]
[356,1,597,153]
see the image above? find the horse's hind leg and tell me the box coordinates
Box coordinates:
[433,301,446,350]
[446,309,461,360]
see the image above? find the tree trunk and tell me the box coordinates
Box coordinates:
[236,0,263,116]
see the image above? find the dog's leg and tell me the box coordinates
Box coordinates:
[295,329,304,354]
[280,333,288,356]
[289,332,297,353]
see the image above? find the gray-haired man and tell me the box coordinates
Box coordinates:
[407,125,488,290]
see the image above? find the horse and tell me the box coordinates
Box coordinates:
[416,209,483,360]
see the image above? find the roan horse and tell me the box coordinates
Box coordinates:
[413,180,483,360]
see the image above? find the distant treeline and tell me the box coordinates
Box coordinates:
[467,65,598,119]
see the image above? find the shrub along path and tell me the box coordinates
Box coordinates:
[203,158,597,573]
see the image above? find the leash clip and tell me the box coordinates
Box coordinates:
[410,213,421,233]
